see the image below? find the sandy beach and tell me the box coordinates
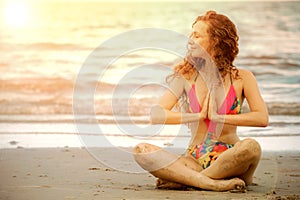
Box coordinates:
[0,147,299,200]
[1,1,300,200]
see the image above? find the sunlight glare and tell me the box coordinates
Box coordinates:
[4,1,30,27]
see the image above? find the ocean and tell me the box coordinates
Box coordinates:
[0,1,299,151]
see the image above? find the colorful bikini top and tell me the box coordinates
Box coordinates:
[188,74,241,132]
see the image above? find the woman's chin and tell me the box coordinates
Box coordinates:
[189,50,204,58]
[190,53,202,58]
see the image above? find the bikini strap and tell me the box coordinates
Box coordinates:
[194,71,199,82]
[229,69,233,85]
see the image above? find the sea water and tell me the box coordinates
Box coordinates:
[0,1,299,151]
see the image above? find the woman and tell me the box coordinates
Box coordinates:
[133,10,268,192]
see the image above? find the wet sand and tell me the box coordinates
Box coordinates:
[0,147,299,200]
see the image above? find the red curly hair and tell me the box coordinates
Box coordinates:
[174,10,239,80]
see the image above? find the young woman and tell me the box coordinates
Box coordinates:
[133,10,268,192]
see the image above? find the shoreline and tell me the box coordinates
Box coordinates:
[1,133,300,152]
[1,147,299,200]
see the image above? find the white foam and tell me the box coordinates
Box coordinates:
[1,133,300,152]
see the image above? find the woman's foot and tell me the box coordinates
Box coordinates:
[217,178,246,192]
[156,177,246,192]
[156,178,187,190]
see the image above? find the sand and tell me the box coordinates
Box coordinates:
[0,147,299,200]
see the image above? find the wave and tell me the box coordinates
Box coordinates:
[238,54,300,68]
[267,102,300,116]
[238,60,300,69]
[0,77,74,93]
[0,93,299,116]
[0,114,299,126]
[240,55,282,60]
[0,115,299,141]
[0,78,299,116]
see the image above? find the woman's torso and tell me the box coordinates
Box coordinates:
[184,71,245,145]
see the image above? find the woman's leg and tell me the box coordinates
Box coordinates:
[133,143,245,191]
[156,155,202,189]
[201,138,262,185]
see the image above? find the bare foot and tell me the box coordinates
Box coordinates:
[156,178,187,190]
[217,178,246,192]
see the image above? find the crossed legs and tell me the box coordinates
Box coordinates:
[201,138,261,185]
[133,138,261,191]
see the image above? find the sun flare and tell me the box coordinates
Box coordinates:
[3,1,30,27]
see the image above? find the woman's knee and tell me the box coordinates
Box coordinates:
[133,143,160,154]
[133,143,176,172]
[133,143,146,154]
[232,138,261,162]
[237,138,261,160]
[133,143,159,154]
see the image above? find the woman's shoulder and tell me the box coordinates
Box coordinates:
[236,68,258,90]
[167,73,192,94]
[168,73,187,84]
[167,73,187,87]
[238,68,256,80]
[166,73,190,98]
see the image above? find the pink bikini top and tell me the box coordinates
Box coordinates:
[188,79,241,132]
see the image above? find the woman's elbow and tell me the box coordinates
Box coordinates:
[259,113,269,127]
[150,105,166,124]
[150,115,161,124]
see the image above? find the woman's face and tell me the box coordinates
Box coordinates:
[188,20,210,57]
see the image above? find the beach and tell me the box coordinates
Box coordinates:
[1,1,300,200]
[0,147,299,200]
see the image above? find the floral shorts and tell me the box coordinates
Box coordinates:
[187,136,234,169]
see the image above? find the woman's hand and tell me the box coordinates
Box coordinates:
[208,90,223,123]
[199,91,210,120]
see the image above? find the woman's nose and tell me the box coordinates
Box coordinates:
[188,38,195,45]
[187,39,197,50]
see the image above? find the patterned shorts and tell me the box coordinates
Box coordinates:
[187,136,234,169]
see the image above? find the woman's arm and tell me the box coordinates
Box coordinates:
[210,70,269,127]
[150,76,206,124]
